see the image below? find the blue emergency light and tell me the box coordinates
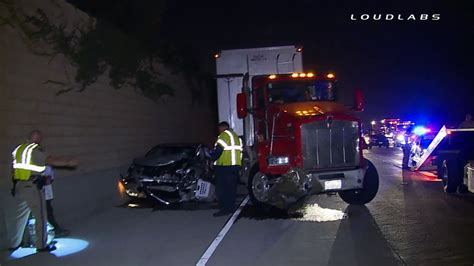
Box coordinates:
[413,126,431,136]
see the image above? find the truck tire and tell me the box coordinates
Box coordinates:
[436,160,444,180]
[443,159,461,193]
[248,165,272,210]
[339,159,379,205]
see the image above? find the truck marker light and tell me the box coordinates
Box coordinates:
[214,53,220,58]
[291,73,299,78]
[307,72,314,77]
[299,73,307,77]
[297,47,303,52]
[269,74,277,79]
[313,106,324,114]
[327,73,335,78]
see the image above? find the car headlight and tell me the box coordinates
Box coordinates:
[267,156,290,166]
[396,134,405,142]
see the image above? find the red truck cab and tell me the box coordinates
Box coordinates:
[237,73,379,209]
[215,46,378,210]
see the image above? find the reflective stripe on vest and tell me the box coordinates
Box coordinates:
[12,143,46,180]
[214,130,242,166]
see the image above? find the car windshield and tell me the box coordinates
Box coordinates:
[268,80,336,103]
[146,146,195,159]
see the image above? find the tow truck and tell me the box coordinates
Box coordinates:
[412,126,474,193]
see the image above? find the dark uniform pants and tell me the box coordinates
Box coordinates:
[402,143,411,169]
[46,199,60,229]
[215,165,240,212]
[12,181,48,249]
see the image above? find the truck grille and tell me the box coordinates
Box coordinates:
[301,120,360,170]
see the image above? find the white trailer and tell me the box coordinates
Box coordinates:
[215,46,303,146]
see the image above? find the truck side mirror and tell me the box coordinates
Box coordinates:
[236,93,247,118]
[354,88,364,112]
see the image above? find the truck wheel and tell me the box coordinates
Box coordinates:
[339,160,379,205]
[443,159,461,193]
[248,165,271,209]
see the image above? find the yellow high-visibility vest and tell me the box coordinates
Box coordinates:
[12,143,46,180]
[215,129,243,166]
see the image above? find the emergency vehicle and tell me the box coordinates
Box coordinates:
[412,126,474,193]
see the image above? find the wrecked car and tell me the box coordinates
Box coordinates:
[119,143,215,205]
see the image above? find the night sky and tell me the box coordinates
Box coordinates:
[68,0,474,127]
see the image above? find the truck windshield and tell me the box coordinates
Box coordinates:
[268,80,336,103]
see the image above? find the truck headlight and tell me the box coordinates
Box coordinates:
[267,156,290,166]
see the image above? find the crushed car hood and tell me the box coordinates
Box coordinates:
[133,154,185,167]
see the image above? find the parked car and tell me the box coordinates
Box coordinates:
[119,143,215,205]
[368,133,389,149]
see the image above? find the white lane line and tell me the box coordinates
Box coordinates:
[196,195,250,266]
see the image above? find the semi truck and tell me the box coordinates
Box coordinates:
[215,46,379,210]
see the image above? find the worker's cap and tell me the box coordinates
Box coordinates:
[218,121,230,128]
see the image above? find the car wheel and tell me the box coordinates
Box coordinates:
[339,159,379,205]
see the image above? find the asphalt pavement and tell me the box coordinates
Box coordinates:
[2,148,474,266]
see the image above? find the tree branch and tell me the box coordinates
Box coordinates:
[43,79,67,86]
[55,86,74,95]
[0,16,14,27]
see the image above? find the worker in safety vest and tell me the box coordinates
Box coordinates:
[8,130,78,252]
[209,122,243,217]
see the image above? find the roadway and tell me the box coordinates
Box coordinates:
[2,148,474,266]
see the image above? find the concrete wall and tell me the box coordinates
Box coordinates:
[0,0,216,248]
